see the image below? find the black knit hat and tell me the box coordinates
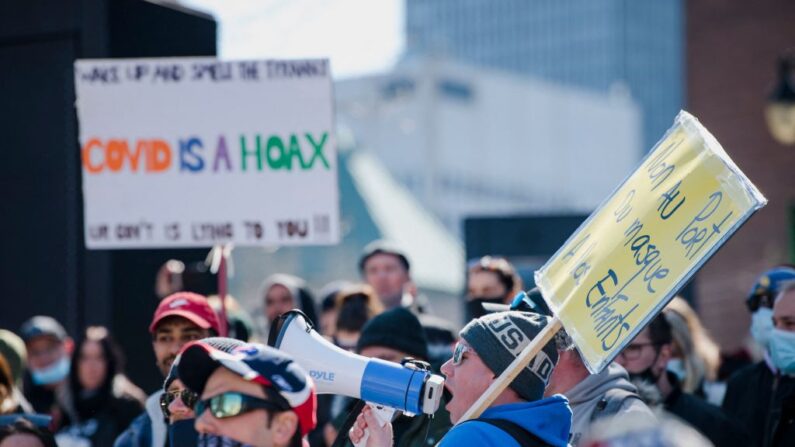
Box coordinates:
[356,307,428,360]
[164,361,180,391]
[165,337,243,392]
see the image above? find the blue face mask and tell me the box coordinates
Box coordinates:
[769,328,795,375]
[169,419,198,447]
[751,307,774,349]
[31,356,70,386]
[666,358,687,382]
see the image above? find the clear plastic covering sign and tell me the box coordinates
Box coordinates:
[534,111,767,373]
[75,57,339,249]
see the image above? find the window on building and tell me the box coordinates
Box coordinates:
[381,78,415,100]
[437,79,474,101]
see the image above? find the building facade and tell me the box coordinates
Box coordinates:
[405,0,684,152]
[335,57,642,236]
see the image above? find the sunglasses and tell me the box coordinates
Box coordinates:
[195,392,285,419]
[452,342,472,366]
[160,389,199,419]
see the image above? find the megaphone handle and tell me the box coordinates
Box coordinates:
[351,403,395,447]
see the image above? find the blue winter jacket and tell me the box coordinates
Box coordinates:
[438,395,572,447]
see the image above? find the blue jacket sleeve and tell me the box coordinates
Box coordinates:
[113,412,152,447]
[437,421,519,447]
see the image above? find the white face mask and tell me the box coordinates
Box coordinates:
[769,328,795,375]
[751,307,774,349]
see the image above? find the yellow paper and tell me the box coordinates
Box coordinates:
[535,111,766,373]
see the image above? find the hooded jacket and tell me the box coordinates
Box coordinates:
[564,362,655,445]
[259,274,318,328]
[438,395,571,447]
[113,390,167,447]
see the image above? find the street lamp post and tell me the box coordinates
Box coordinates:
[765,54,795,145]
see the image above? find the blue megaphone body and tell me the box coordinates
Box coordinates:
[271,311,444,415]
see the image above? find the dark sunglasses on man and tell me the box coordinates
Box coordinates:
[160,389,200,419]
[195,391,287,419]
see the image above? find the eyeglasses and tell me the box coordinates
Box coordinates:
[160,389,199,419]
[195,392,285,419]
[452,343,472,366]
[618,342,661,362]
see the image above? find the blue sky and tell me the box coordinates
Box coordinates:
[182,0,405,79]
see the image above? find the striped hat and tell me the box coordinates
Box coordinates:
[177,338,316,436]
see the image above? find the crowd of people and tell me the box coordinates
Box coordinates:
[1,240,794,446]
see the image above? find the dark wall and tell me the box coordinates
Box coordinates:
[108,0,216,57]
[0,0,216,392]
[465,215,588,259]
[464,215,588,288]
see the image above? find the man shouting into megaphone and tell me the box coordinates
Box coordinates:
[350,311,572,447]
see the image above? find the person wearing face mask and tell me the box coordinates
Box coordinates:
[465,256,523,321]
[616,312,747,447]
[723,280,795,446]
[19,316,77,432]
[746,267,795,362]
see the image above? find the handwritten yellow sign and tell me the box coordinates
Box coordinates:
[534,111,766,373]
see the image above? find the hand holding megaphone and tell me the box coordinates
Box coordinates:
[269,310,445,416]
[349,404,394,447]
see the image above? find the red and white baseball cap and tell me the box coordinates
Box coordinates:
[149,292,221,334]
[177,338,317,436]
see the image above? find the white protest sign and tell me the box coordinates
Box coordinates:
[75,58,339,248]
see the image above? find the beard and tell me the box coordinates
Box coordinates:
[159,354,177,377]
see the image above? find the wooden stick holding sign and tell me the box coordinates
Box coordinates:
[458,110,766,422]
[458,317,562,422]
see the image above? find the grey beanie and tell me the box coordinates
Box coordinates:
[459,311,558,402]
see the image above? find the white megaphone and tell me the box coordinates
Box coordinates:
[269,310,445,416]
